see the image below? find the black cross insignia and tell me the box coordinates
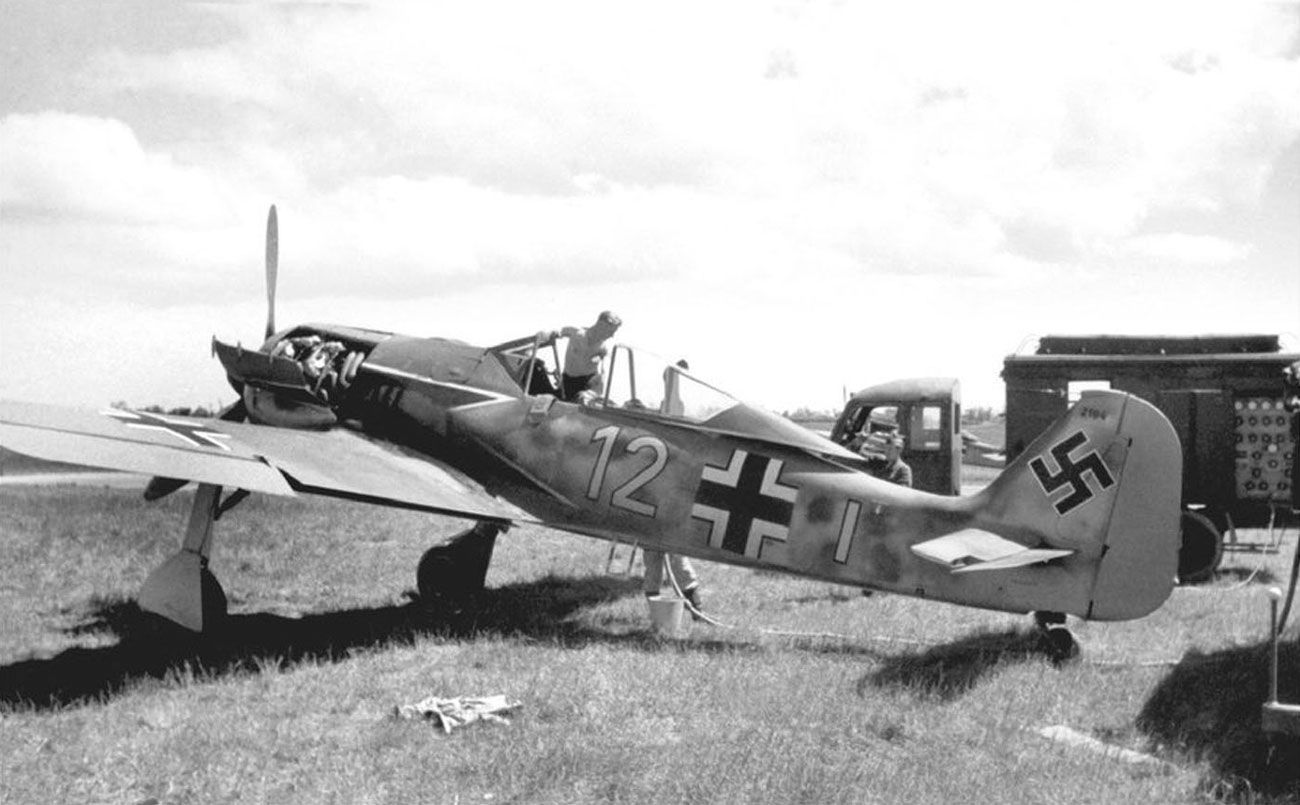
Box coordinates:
[1029,430,1114,515]
[103,409,232,451]
[691,449,798,559]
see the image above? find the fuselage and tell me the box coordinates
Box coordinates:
[220,322,1176,620]
[235,326,1086,615]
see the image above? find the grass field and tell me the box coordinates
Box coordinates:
[2,482,1299,804]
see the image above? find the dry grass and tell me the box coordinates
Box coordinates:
[1,482,1299,804]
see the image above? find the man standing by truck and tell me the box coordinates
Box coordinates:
[860,432,913,488]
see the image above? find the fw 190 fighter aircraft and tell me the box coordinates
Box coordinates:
[0,208,1183,655]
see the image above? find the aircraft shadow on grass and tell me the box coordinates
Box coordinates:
[1137,641,1300,800]
[859,628,1049,702]
[0,576,1065,711]
[0,574,644,710]
[0,574,892,709]
[865,631,1300,797]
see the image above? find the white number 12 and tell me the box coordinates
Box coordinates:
[587,425,668,517]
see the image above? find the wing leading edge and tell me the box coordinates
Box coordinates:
[0,401,526,523]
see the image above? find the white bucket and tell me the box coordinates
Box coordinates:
[646,595,686,637]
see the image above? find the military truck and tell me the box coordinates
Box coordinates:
[1003,334,1298,582]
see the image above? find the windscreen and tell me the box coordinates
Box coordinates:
[602,345,739,422]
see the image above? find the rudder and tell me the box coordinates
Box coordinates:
[1088,393,1181,619]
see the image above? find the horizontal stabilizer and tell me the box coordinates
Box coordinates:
[911,528,1073,574]
[950,548,1075,574]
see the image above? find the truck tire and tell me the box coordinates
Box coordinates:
[1177,509,1223,585]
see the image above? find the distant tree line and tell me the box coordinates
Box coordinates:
[784,405,1003,425]
[110,402,218,418]
[961,406,1000,425]
[783,406,840,422]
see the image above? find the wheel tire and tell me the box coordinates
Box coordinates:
[200,567,228,631]
[417,547,470,602]
[416,524,500,604]
[1177,510,1224,585]
[1042,627,1080,665]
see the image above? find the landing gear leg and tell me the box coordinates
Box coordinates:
[417,521,504,604]
[1033,611,1079,665]
[138,483,229,633]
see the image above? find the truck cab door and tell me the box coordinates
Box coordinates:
[899,395,961,495]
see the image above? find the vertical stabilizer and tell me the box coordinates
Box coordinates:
[974,390,1181,620]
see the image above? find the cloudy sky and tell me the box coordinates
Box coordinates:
[2,2,1297,413]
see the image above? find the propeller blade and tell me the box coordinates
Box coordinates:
[265,205,278,340]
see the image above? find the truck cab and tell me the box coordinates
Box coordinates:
[830,377,962,495]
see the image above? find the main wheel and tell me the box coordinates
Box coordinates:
[416,523,501,603]
[200,566,228,631]
[417,546,471,602]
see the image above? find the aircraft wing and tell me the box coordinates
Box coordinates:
[0,401,527,523]
[911,528,1074,574]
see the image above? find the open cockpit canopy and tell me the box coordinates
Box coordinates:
[490,336,739,422]
[601,344,739,423]
[491,335,860,459]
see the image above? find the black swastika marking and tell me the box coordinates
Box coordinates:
[1029,430,1114,515]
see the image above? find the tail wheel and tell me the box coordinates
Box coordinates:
[1033,611,1080,665]
[1177,510,1223,585]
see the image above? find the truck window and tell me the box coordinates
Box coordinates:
[911,404,943,451]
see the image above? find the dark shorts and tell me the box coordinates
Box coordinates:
[561,373,596,401]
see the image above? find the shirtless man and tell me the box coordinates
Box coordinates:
[540,311,622,402]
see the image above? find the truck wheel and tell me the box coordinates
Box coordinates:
[1177,510,1223,585]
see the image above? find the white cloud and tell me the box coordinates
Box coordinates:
[69,6,1300,245]
[2,2,1298,411]
[0,112,236,225]
[1121,233,1255,265]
